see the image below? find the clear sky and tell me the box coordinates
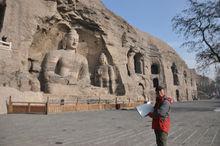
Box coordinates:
[101,0,215,78]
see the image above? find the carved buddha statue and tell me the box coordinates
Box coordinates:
[43,29,90,93]
[95,53,115,94]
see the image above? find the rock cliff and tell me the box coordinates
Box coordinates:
[0,0,197,113]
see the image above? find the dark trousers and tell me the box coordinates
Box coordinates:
[154,130,168,146]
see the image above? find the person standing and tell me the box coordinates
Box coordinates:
[148,86,172,146]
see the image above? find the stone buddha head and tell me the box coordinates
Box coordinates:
[63,29,79,51]
[99,53,108,65]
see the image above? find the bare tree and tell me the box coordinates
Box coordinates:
[172,0,220,70]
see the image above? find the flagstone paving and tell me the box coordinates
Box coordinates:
[0,100,220,146]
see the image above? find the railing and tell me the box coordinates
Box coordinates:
[47,97,145,113]
[7,96,145,114]
[0,40,12,51]
[7,96,48,114]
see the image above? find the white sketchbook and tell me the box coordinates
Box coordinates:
[136,102,154,118]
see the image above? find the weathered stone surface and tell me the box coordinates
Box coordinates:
[0,0,198,113]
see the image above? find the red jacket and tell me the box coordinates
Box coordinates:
[148,96,172,133]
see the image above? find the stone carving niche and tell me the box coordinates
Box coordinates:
[183,70,187,84]
[76,28,125,96]
[153,78,159,88]
[176,89,180,101]
[171,63,179,86]
[151,63,160,74]
[127,49,135,76]
[0,0,6,32]
[134,53,144,74]
[76,29,107,84]
[151,63,160,87]
[42,29,90,94]
[94,53,116,94]
[127,49,145,76]
[137,83,147,101]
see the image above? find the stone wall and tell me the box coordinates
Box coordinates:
[0,0,198,107]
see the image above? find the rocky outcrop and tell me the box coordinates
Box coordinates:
[0,0,198,112]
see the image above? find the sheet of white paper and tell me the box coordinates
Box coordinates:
[136,102,154,118]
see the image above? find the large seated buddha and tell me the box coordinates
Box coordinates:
[43,29,91,95]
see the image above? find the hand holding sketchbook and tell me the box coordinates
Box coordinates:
[136,102,154,118]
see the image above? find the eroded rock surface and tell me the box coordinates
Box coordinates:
[0,0,198,113]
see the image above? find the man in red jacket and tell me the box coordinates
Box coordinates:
[148,86,171,146]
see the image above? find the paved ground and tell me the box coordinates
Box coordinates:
[0,100,220,146]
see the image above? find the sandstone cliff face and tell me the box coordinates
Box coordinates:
[0,0,197,103]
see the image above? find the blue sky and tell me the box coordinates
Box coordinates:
[101,0,216,77]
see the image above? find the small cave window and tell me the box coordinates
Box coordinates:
[191,78,193,86]
[171,63,179,85]
[134,53,144,74]
[183,71,187,84]
[173,74,179,85]
[176,89,180,101]
[0,0,6,32]
[153,78,159,88]
[28,58,34,73]
[138,83,146,100]
[151,63,160,74]
[60,99,65,105]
